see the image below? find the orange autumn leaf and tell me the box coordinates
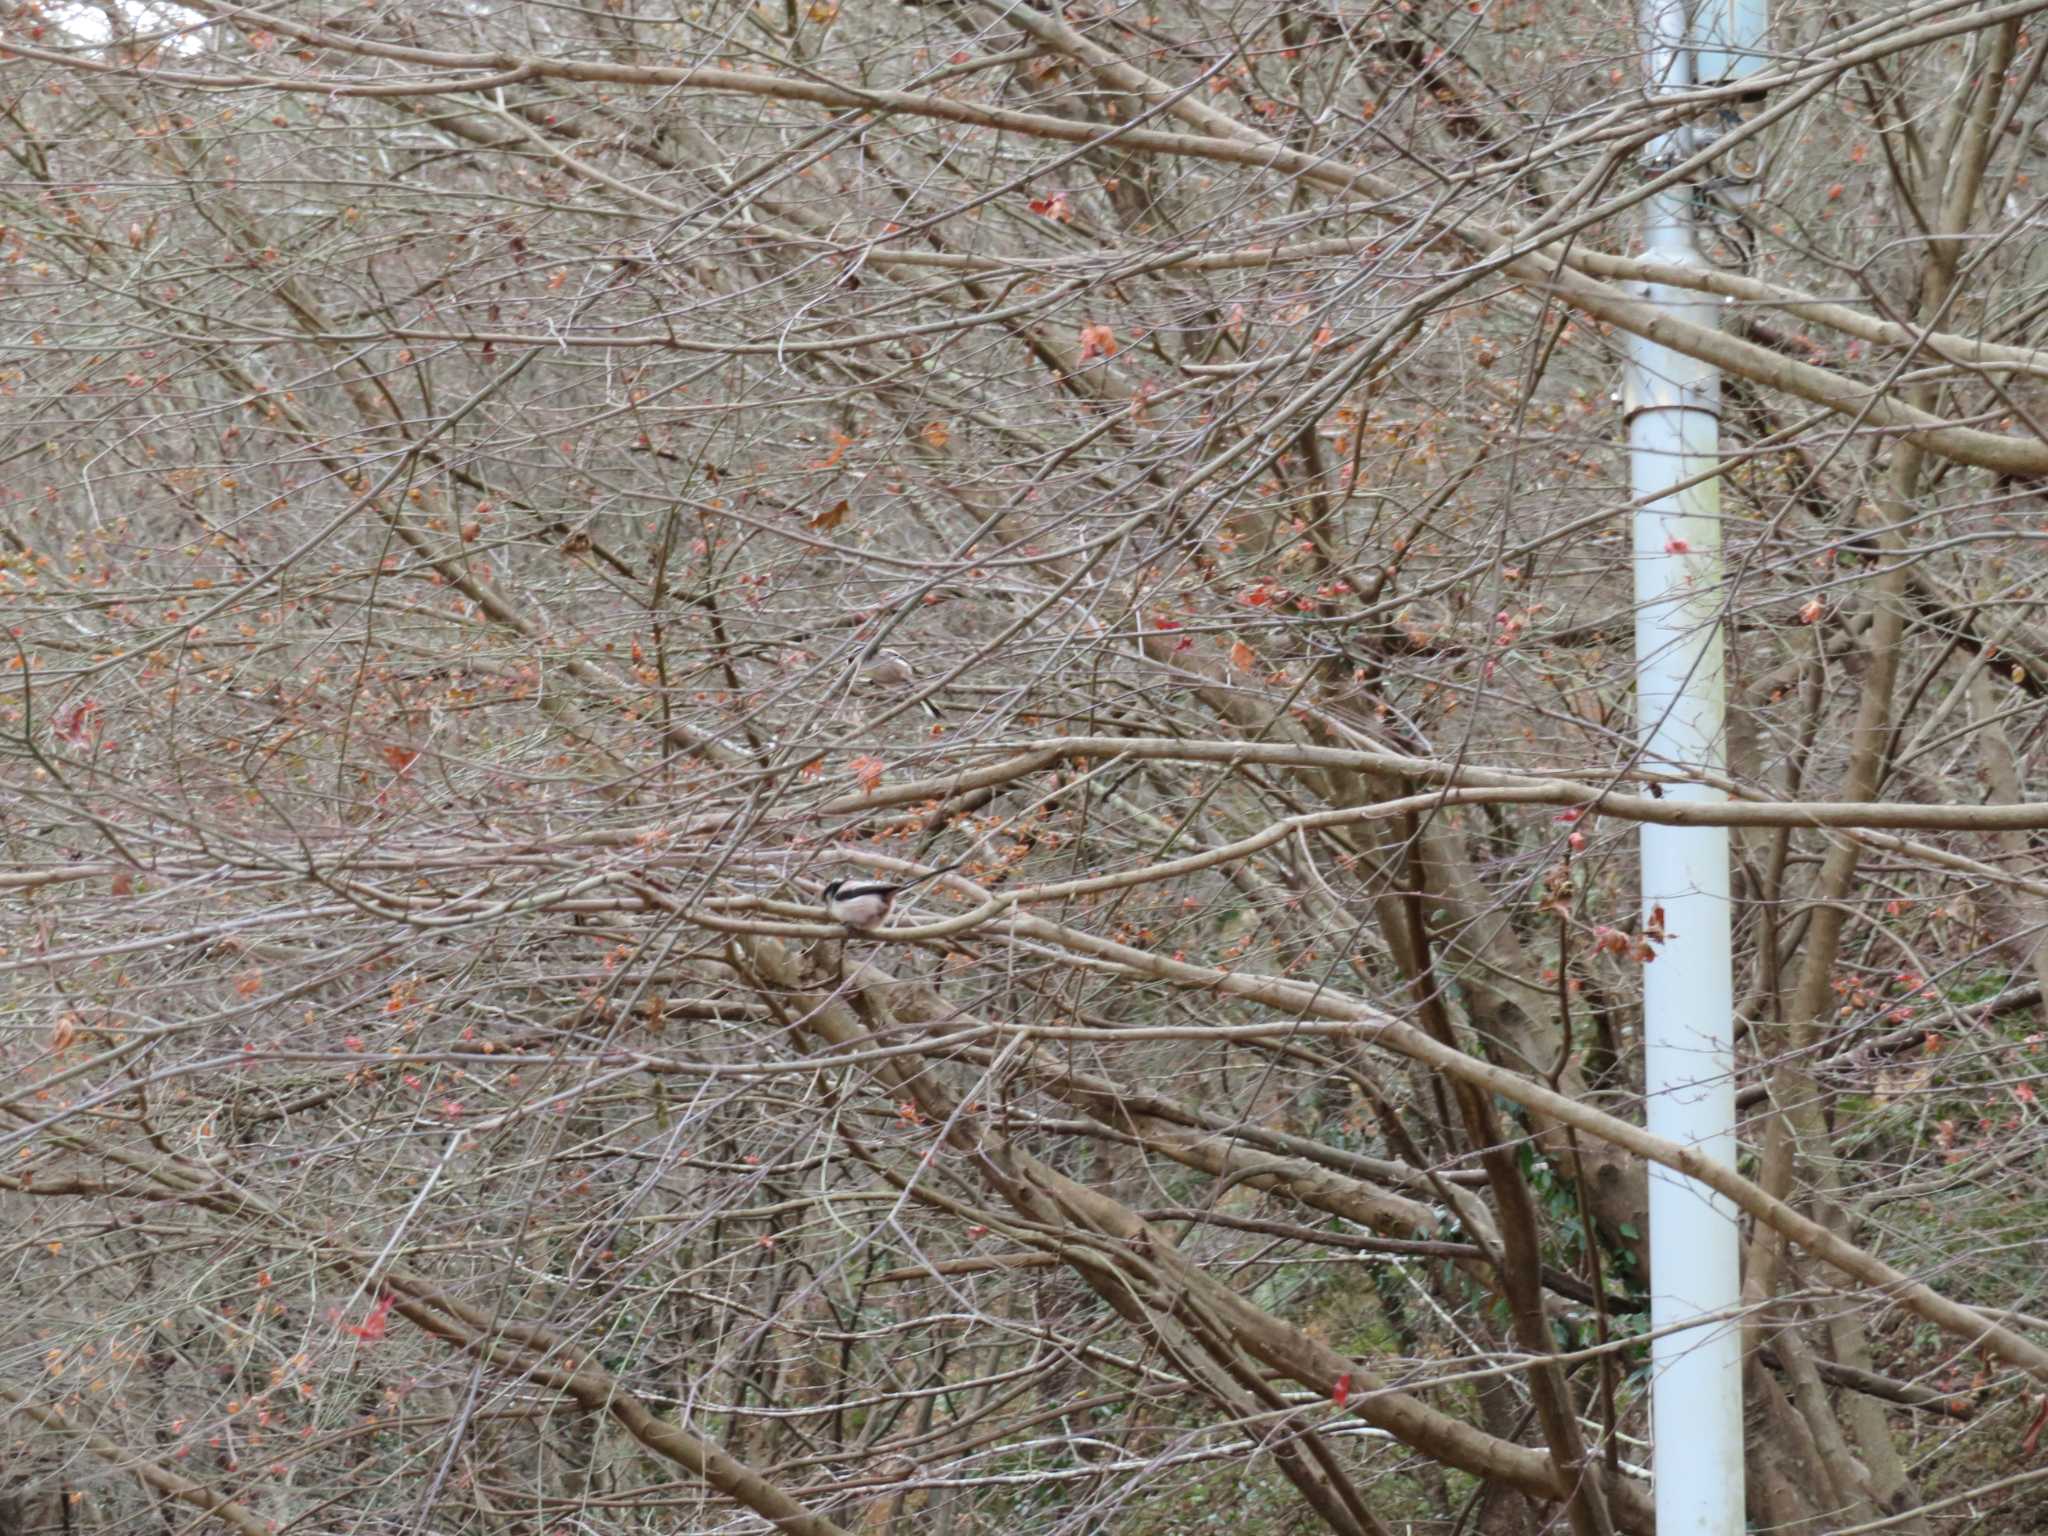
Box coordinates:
[1229,639,1257,673]
[382,744,419,773]
[1077,323,1116,361]
[809,499,850,531]
[850,754,886,794]
[809,430,853,470]
[922,419,951,449]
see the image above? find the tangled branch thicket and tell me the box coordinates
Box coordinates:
[4,0,2048,1531]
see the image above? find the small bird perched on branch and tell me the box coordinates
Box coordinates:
[821,861,964,930]
[861,648,943,718]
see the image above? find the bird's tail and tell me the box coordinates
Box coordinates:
[898,859,965,890]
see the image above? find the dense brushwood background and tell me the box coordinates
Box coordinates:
[4,1,2048,1532]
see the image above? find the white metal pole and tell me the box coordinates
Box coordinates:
[1627,3,1746,1532]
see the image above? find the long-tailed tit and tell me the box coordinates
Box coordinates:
[821,861,965,929]
[861,649,943,718]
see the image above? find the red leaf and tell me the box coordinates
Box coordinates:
[339,1292,395,1342]
[2022,1394,2048,1454]
[1332,1372,1352,1407]
[54,698,101,746]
